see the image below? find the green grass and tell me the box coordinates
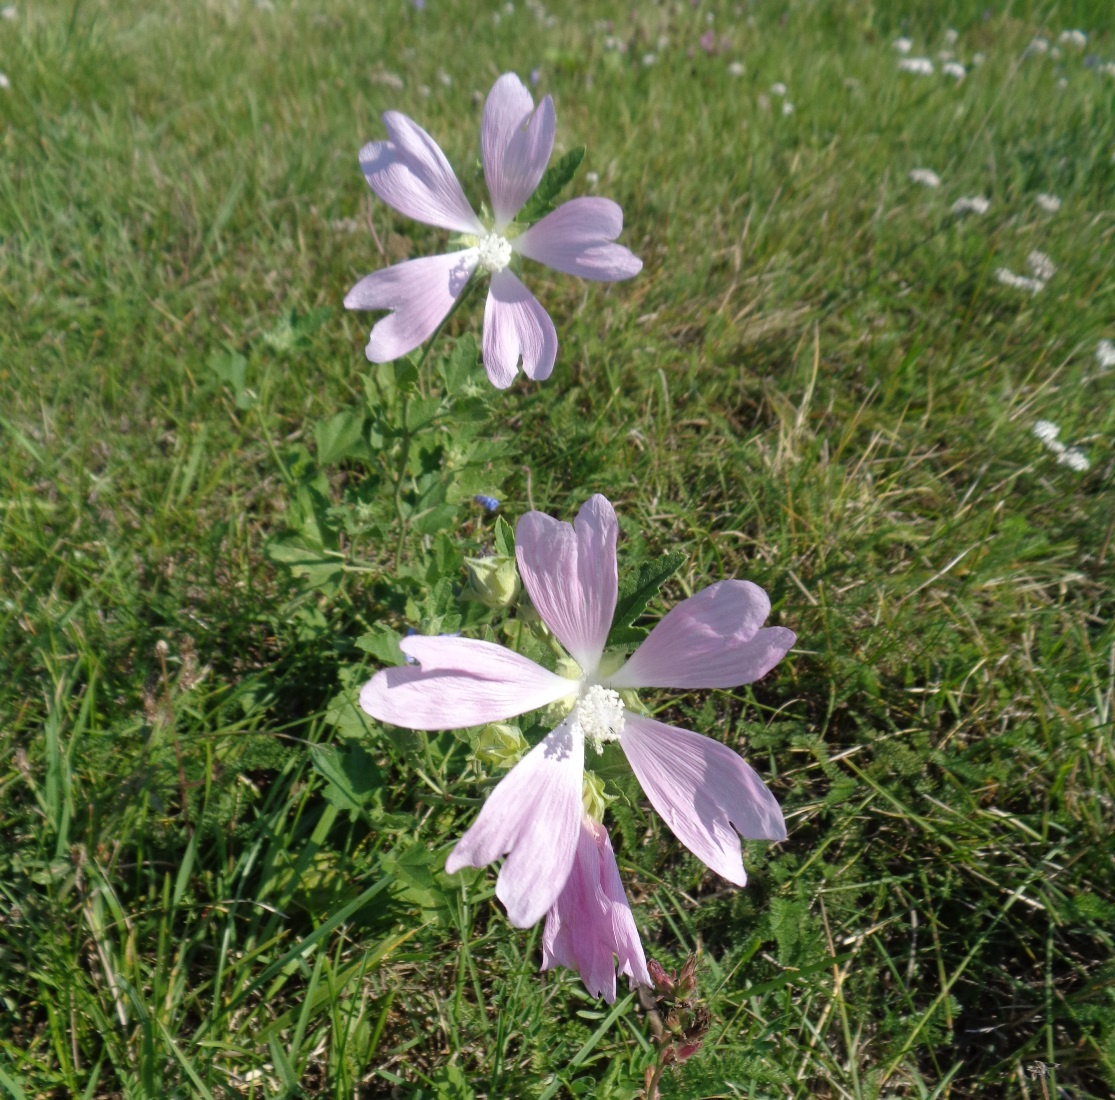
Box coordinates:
[2,0,1114,1096]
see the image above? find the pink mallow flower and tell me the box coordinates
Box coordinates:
[344,73,642,389]
[359,495,795,928]
[542,814,651,1002]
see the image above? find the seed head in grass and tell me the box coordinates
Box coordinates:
[360,494,794,927]
[344,73,642,389]
[541,813,651,1002]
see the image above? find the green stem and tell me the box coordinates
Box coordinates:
[390,274,483,572]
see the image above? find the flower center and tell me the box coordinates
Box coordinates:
[476,231,513,274]
[571,685,626,754]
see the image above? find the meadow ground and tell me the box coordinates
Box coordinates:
[2,0,1114,1096]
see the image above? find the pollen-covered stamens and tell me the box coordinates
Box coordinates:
[476,231,513,274]
[572,685,626,754]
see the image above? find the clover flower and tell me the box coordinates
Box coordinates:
[541,814,651,1002]
[1032,421,1090,471]
[345,74,642,389]
[952,195,990,216]
[360,495,795,928]
[1035,192,1062,213]
[1027,250,1056,281]
[909,168,941,188]
[995,268,1045,293]
[899,57,934,75]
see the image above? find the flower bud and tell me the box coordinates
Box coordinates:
[582,770,611,822]
[473,722,528,768]
[464,554,521,609]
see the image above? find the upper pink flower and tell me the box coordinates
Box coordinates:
[344,73,642,389]
[359,495,795,928]
[542,815,651,1003]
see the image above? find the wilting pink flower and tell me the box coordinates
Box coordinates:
[344,73,642,389]
[360,495,795,928]
[542,815,651,1001]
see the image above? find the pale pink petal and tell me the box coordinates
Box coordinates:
[481,74,556,228]
[446,718,584,927]
[481,269,558,388]
[515,495,618,674]
[606,581,796,690]
[360,636,574,730]
[620,713,785,886]
[359,113,483,234]
[542,816,650,1002]
[344,250,478,362]
[514,197,642,281]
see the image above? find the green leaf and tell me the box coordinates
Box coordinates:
[601,624,648,652]
[518,145,585,223]
[439,333,480,390]
[310,742,384,821]
[265,536,343,590]
[206,348,247,390]
[314,408,368,464]
[493,514,515,557]
[608,549,687,642]
[356,623,406,665]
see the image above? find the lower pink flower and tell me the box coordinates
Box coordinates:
[542,815,651,1002]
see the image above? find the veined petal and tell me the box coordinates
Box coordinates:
[516,495,619,674]
[514,197,642,281]
[360,636,574,730]
[482,73,556,228]
[542,816,650,1002]
[344,250,478,363]
[359,113,483,234]
[620,713,785,886]
[482,269,558,388]
[446,718,584,927]
[606,580,796,690]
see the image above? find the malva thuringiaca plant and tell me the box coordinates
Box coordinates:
[344,72,642,388]
[342,72,795,1027]
[360,494,795,1000]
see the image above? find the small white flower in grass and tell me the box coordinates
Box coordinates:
[1058,30,1087,48]
[943,28,959,46]
[1027,250,1056,281]
[770,82,787,96]
[1096,338,1115,369]
[1033,420,1061,446]
[1058,448,1090,472]
[996,268,1045,293]
[781,101,795,116]
[943,61,966,80]
[360,496,795,931]
[894,37,913,54]
[728,61,745,77]
[910,168,941,187]
[0,73,8,90]
[344,73,641,389]
[641,52,657,66]
[1026,36,1050,56]
[972,51,986,66]
[952,195,990,215]
[1,4,16,18]
[899,57,934,75]
[1035,193,1061,213]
